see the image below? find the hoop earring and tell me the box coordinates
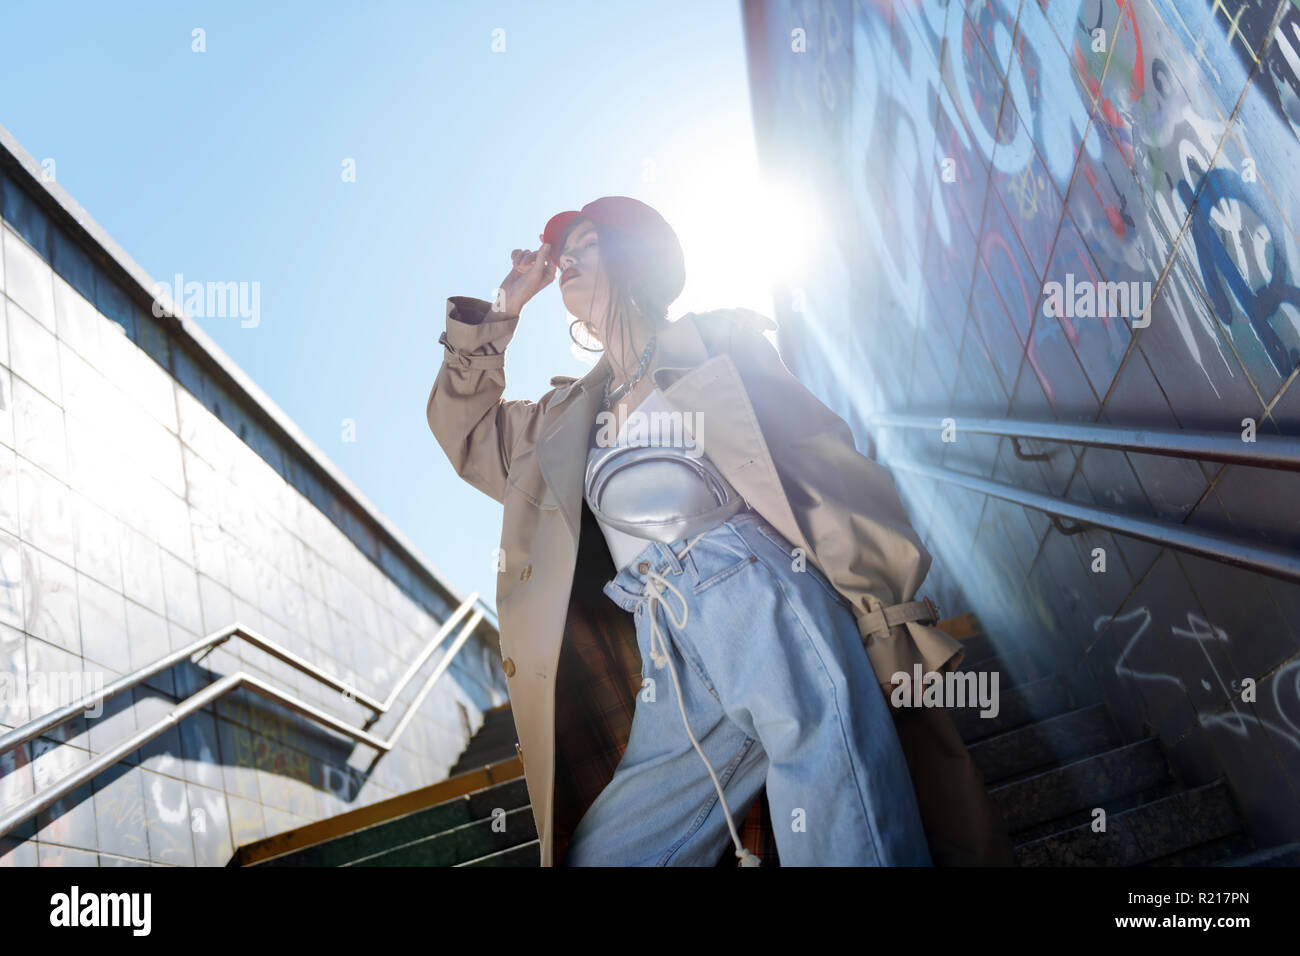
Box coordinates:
[569,319,604,353]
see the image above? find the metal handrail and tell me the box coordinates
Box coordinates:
[0,596,485,840]
[887,456,1300,585]
[869,413,1300,471]
[474,596,499,626]
[378,599,481,712]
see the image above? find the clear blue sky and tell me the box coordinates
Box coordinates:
[0,0,780,613]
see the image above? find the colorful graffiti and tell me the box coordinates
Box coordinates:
[745,0,1300,845]
[782,0,1300,421]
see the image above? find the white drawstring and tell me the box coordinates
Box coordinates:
[637,531,762,867]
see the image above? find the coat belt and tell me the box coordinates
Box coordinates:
[858,596,940,639]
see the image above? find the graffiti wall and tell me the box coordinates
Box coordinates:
[743,0,1300,847]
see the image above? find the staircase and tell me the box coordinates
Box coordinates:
[947,622,1274,866]
[446,704,520,778]
[231,705,537,867]
[233,615,1299,867]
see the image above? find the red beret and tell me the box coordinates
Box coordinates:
[541,196,685,306]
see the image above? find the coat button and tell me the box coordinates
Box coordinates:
[520,564,532,582]
[502,657,516,677]
[637,561,650,573]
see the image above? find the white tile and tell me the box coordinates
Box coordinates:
[112,467,158,545]
[181,445,214,504]
[0,369,16,476]
[189,507,229,589]
[159,549,202,636]
[10,375,67,482]
[0,621,29,728]
[7,298,61,405]
[69,488,123,593]
[150,480,193,567]
[20,542,80,654]
[30,729,91,798]
[0,297,10,371]
[93,316,133,382]
[147,418,186,499]
[124,598,168,673]
[231,595,265,636]
[1,228,54,331]
[0,530,23,631]
[76,570,128,672]
[225,533,259,605]
[196,573,235,637]
[55,339,106,425]
[166,618,204,673]
[52,272,102,363]
[251,554,281,625]
[62,410,116,507]
[176,387,228,472]
[16,454,74,567]
[300,598,327,650]
[119,524,165,616]
[0,443,15,538]
[111,332,177,434]
[283,578,306,635]
[295,537,324,601]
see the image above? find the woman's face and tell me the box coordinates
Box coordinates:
[555,218,612,339]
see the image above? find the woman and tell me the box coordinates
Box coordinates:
[427,196,1016,866]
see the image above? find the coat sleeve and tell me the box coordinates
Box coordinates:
[719,313,966,682]
[426,295,543,505]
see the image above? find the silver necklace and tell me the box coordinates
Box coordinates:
[602,336,657,411]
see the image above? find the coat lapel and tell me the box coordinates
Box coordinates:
[651,350,811,570]
[535,313,712,549]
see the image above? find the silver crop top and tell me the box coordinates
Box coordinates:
[584,387,747,570]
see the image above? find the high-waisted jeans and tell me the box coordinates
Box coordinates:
[559,508,932,866]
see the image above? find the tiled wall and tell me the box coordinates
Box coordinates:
[744,0,1300,846]
[0,169,507,866]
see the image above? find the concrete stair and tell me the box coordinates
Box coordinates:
[446,705,519,777]
[234,616,1287,867]
[231,705,533,868]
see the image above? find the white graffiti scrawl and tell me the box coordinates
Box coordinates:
[1103,605,1300,760]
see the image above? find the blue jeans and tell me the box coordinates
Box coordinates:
[559,509,932,866]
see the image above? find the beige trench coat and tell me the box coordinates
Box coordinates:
[426,295,969,866]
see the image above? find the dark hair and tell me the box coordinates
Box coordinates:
[561,218,672,362]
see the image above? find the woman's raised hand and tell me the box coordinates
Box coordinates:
[496,236,555,316]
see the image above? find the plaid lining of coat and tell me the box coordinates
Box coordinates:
[549,500,780,867]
